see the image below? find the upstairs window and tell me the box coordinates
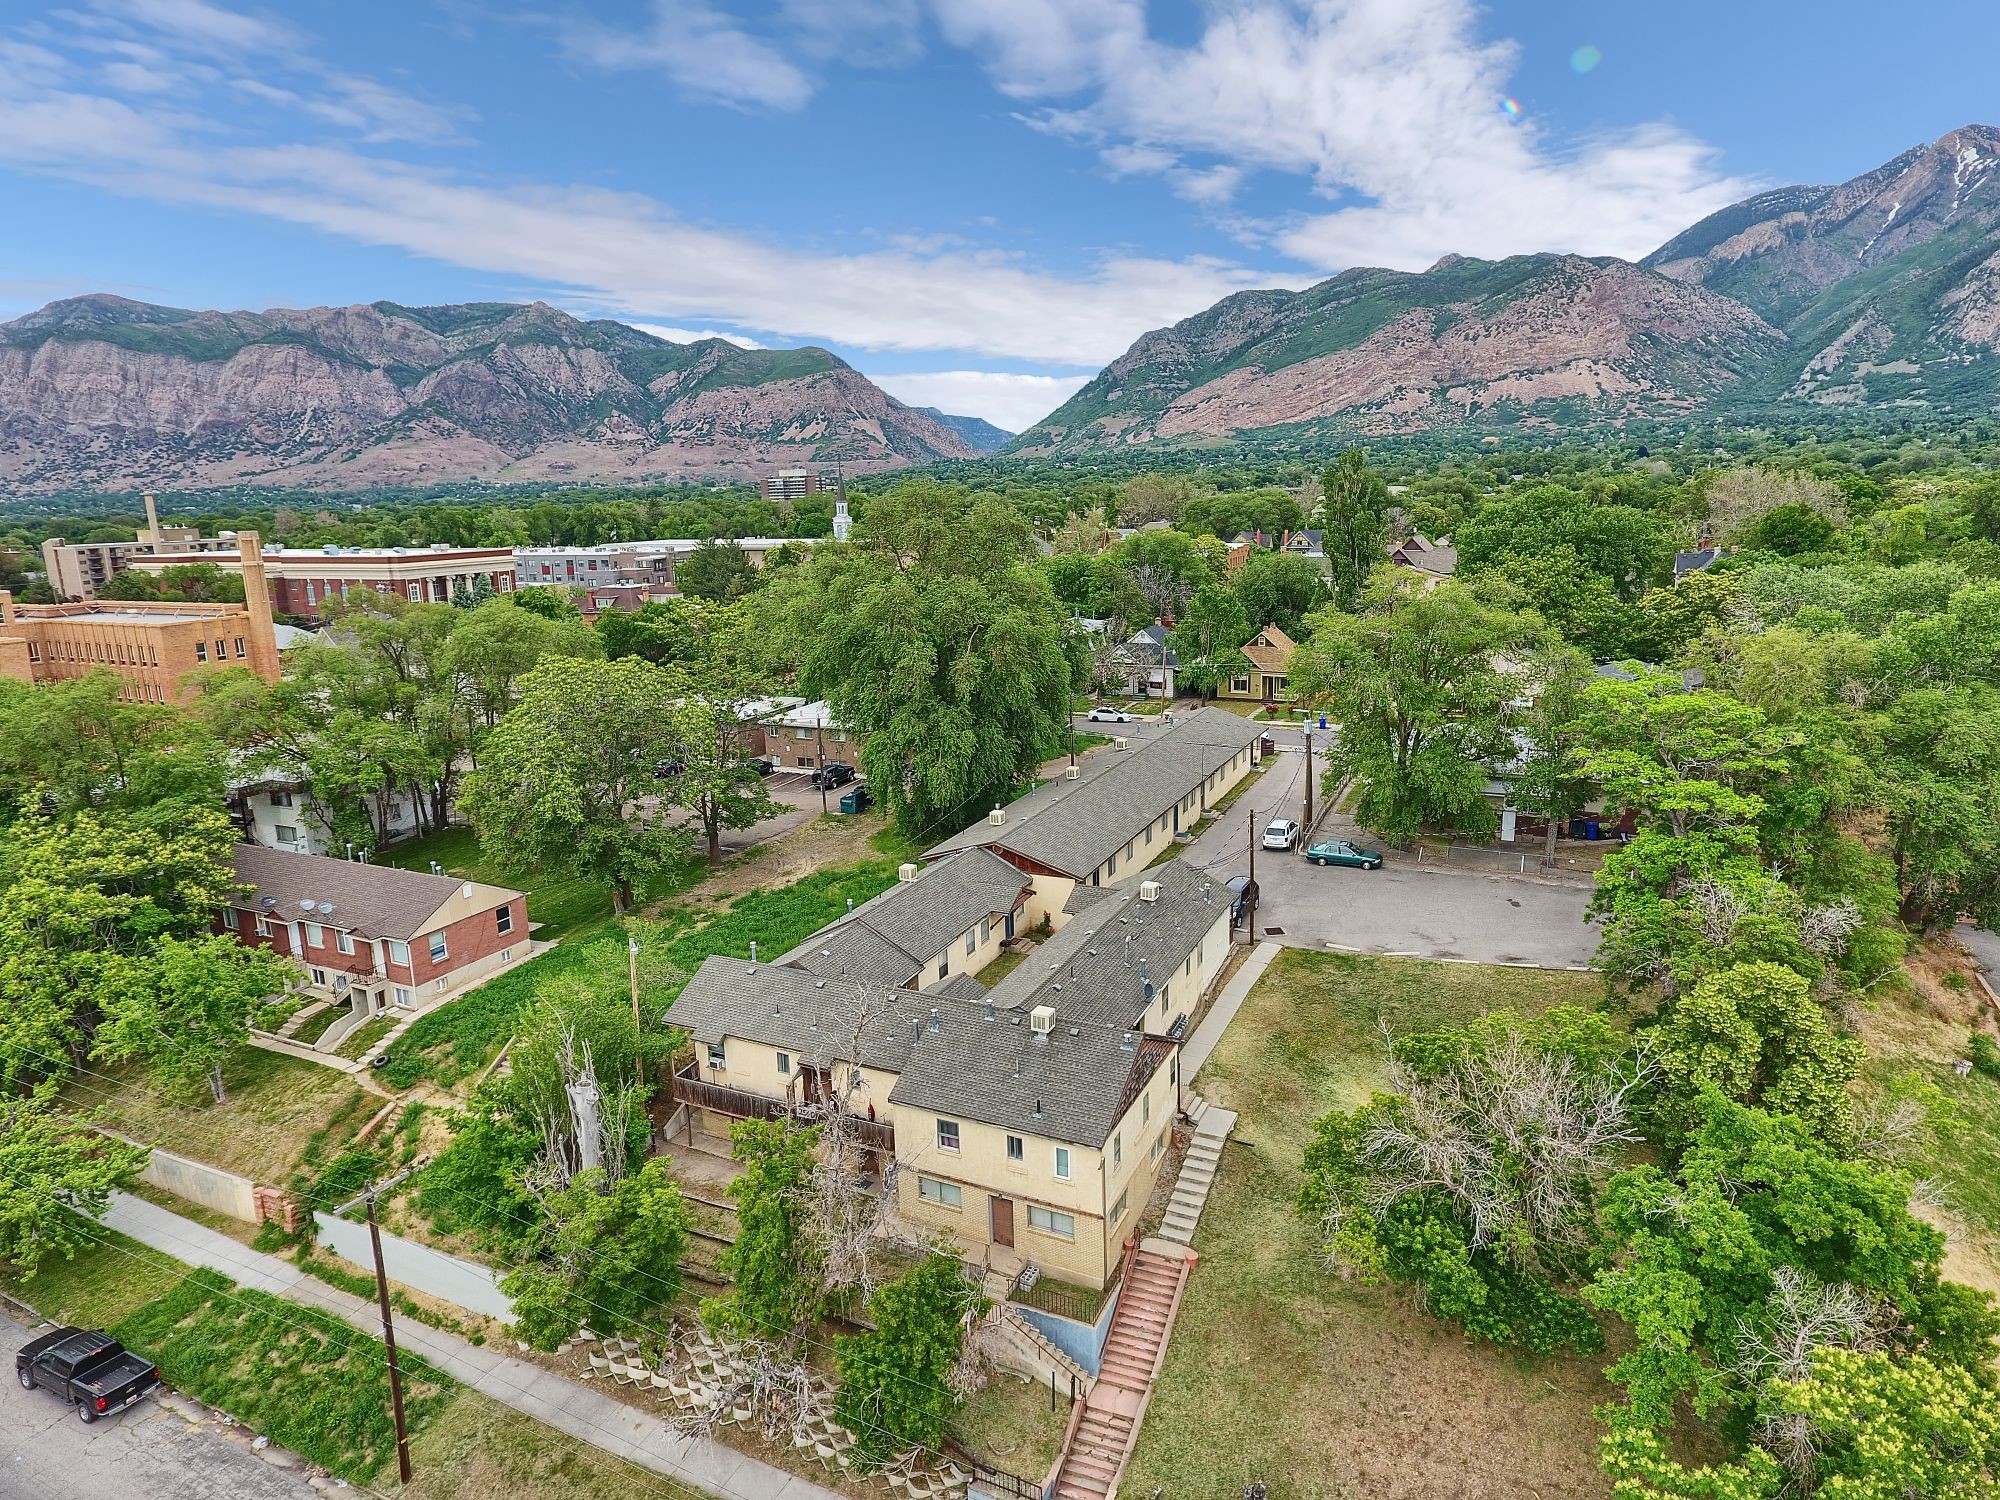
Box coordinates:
[1006,1135,1024,1162]
[936,1119,961,1153]
[427,931,448,963]
[496,906,513,936]
[1054,1146,1071,1180]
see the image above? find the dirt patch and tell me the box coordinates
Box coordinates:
[647,811,904,916]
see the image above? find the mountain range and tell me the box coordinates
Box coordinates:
[0,298,978,494]
[1014,124,2000,454]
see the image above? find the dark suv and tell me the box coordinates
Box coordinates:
[811,762,856,790]
[1225,874,1258,927]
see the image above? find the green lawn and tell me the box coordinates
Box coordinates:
[950,1371,1071,1486]
[398,1390,711,1500]
[379,825,619,944]
[289,1003,346,1046]
[1124,950,1616,1500]
[0,1220,186,1327]
[56,1049,373,1184]
[335,1013,401,1061]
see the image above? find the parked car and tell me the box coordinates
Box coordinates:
[1225,874,1258,927]
[1085,706,1134,723]
[15,1328,159,1423]
[1261,818,1301,851]
[743,756,776,777]
[1305,838,1384,870]
[811,762,856,790]
[838,784,874,814]
[652,757,685,779]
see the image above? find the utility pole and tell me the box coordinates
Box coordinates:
[335,1165,423,1487]
[628,935,646,1093]
[815,716,829,814]
[1247,804,1257,926]
[1303,729,1313,828]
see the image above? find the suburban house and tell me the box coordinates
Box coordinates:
[925,707,1265,890]
[1216,625,1297,705]
[220,845,528,1021]
[1107,623,1177,699]
[666,857,1233,1289]
[1674,546,1728,581]
[228,769,424,858]
[1391,535,1458,580]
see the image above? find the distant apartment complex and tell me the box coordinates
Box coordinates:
[0,533,283,703]
[40,492,236,601]
[760,469,823,502]
[513,538,798,619]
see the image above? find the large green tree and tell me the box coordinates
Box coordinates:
[462,655,694,910]
[1290,575,1534,843]
[1319,447,1390,612]
[502,1161,689,1350]
[0,1089,148,1280]
[1167,583,1252,697]
[834,1251,985,1467]
[1231,548,1330,635]
[706,1118,822,1342]
[763,481,1074,835]
[94,933,297,1103]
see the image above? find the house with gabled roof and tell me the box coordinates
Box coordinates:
[1215,624,1297,705]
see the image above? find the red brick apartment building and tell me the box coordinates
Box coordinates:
[135,544,516,621]
[223,844,529,1020]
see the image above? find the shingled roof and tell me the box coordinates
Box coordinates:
[777,848,1029,988]
[228,844,514,941]
[923,707,1263,879]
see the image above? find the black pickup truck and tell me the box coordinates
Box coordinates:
[15,1327,160,1421]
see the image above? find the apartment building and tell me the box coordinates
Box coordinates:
[926,706,1265,890]
[221,844,527,1021]
[132,544,516,620]
[39,492,235,601]
[668,858,1231,1289]
[0,533,283,703]
[760,698,856,769]
[760,469,822,502]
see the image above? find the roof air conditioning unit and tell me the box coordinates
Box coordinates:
[1030,1005,1056,1036]
[1139,880,1162,903]
[987,807,1007,826]
[897,862,920,883]
[1064,765,1080,781]
[1113,737,1129,751]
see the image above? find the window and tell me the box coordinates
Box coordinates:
[1159,987,1170,1016]
[1110,1189,1129,1224]
[1106,851,1116,876]
[214,639,225,659]
[936,1119,961,1153]
[1113,1131,1123,1169]
[1027,1205,1075,1239]
[496,906,513,936]
[1142,1092,1151,1124]
[708,1041,727,1070]
[777,1051,792,1075]
[1006,1135,1024,1163]
[336,931,354,955]
[270,790,294,807]
[918,1177,962,1210]
[433,977,447,994]
[194,641,207,662]
[499,947,512,963]
[275,824,298,844]
[1231,675,1251,694]
[936,958,948,981]
[233,637,246,659]
[964,930,976,956]
[979,918,990,944]
[1054,1146,1071,1180]
[427,931,448,963]
[1152,1130,1167,1163]
[310,967,327,986]
[304,922,323,947]
[393,987,412,1007]
[253,915,270,937]
[388,939,410,966]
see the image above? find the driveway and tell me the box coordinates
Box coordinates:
[1960,922,2000,977]
[1174,752,1600,969]
[633,777,830,860]
[2,1315,315,1500]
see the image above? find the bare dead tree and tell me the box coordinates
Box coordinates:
[1128,564,1193,623]
[526,1026,635,1194]
[1350,1024,1654,1271]
[1799,898,1862,960]
[1727,1267,1886,1494]
[671,1334,822,1444]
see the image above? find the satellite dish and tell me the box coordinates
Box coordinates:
[318,905,336,918]
[298,899,316,912]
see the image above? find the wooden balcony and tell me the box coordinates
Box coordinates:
[671,1064,896,1154]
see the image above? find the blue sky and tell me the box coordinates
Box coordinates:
[2,1,1996,430]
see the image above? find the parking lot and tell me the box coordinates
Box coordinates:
[1175,751,1601,969]
[3,1315,313,1500]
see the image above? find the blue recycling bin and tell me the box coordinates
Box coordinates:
[1585,820,1601,841]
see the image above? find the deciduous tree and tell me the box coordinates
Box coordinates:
[0,1089,148,1279]
[94,933,297,1103]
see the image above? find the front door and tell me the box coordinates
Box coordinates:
[990,1195,1015,1248]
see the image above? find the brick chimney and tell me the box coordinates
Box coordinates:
[236,533,282,683]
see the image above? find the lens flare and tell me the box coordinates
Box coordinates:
[1499,96,1522,120]
[1571,44,1602,74]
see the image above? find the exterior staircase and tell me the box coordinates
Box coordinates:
[1048,1240,1196,1500]
[1157,1100,1235,1246]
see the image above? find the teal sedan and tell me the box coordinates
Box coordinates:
[1305,838,1383,870]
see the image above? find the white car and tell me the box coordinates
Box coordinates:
[1262,818,1301,851]
[1085,706,1135,723]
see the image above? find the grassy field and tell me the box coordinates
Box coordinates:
[1123,949,1616,1500]
[398,1390,711,1500]
[0,1220,187,1327]
[950,1371,1071,1484]
[57,1049,373,1183]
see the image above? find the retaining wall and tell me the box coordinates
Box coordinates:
[137,1145,259,1222]
[312,1211,515,1323]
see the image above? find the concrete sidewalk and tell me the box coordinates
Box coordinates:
[100,1193,840,1500]
[1183,941,1279,1081]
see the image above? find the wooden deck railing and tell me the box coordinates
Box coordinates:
[670,1064,896,1153]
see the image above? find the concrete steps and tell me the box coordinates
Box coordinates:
[1156,1103,1235,1247]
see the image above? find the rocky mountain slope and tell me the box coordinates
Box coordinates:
[0,297,977,493]
[914,407,1014,453]
[1016,125,2000,454]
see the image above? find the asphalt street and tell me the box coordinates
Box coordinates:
[2,1315,315,1500]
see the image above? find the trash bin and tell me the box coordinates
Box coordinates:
[1568,816,1588,840]
[1259,734,1276,757]
[839,786,872,814]
[1585,820,1601,841]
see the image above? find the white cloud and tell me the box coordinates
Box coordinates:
[560,2,815,111]
[937,0,1756,270]
[627,322,765,349]
[866,370,1091,432]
